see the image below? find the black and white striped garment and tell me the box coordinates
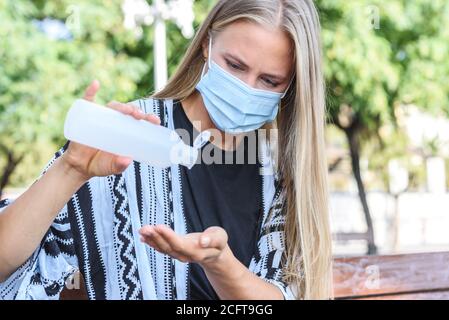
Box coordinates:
[0,98,295,300]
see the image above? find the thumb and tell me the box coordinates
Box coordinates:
[200,227,228,250]
[83,80,100,102]
[112,156,133,174]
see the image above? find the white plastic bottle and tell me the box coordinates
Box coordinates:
[64,99,207,169]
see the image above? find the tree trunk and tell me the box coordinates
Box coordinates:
[344,128,378,255]
[0,150,24,199]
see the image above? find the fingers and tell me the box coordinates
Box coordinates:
[146,114,162,125]
[200,227,228,250]
[139,227,190,262]
[106,101,138,117]
[139,225,226,264]
[112,156,133,174]
[154,225,186,252]
[140,225,172,253]
[83,80,100,102]
[140,225,194,262]
[140,234,163,252]
[106,101,161,125]
[82,81,161,125]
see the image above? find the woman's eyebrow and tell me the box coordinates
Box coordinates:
[224,53,249,69]
[224,53,287,82]
[262,73,287,82]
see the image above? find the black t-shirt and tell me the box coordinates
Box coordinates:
[172,100,263,300]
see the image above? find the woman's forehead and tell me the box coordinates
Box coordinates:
[214,20,294,77]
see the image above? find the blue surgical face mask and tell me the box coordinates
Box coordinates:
[196,36,291,134]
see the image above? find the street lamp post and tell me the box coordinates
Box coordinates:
[153,0,168,90]
[122,0,195,91]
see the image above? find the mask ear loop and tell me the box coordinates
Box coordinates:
[278,73,295,116]
[200,35,213,79]
[281,73,295,99]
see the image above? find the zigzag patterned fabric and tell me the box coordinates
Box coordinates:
[0,98,294,300]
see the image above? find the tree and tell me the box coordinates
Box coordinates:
[318,0,449,254]
[318,0,400,254]
[0,0,149,197]
[129,0,217,97]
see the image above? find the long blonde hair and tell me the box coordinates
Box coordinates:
[153,0,332,300]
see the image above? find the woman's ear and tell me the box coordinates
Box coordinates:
[201,37,209,61]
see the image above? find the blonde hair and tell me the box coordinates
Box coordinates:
[153,0,332,300]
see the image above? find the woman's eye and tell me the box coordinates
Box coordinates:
[226,60,244,71]
[262,77,279,88]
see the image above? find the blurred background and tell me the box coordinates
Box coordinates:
[1,0,449,257]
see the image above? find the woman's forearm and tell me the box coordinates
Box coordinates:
[0,155,87,282]
[202,245,284,300]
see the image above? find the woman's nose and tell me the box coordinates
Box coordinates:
[240,75,258,89]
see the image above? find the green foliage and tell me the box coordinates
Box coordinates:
[0,0,148,187]
[135,0,217,97]
[318,0,400,133]
[319,0,449,191]
[2,0,449,193]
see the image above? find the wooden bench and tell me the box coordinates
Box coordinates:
[60,251,449,300]
[333,251,449,299]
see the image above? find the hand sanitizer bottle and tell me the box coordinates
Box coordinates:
[64,99,209,169]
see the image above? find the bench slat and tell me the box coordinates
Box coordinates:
[333,251,449,299]
[353,290,449,300]
[60,251,449,300]
[60,272,88,300]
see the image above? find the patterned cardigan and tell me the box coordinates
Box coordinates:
[0,98,295,300]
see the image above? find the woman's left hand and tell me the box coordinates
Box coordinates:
[139,224,229,266]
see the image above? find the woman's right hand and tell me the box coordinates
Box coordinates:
[61,80,161,181]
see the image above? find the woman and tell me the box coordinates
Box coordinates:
[0,0,332,300]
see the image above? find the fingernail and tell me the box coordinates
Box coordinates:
[200,237,210,247]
